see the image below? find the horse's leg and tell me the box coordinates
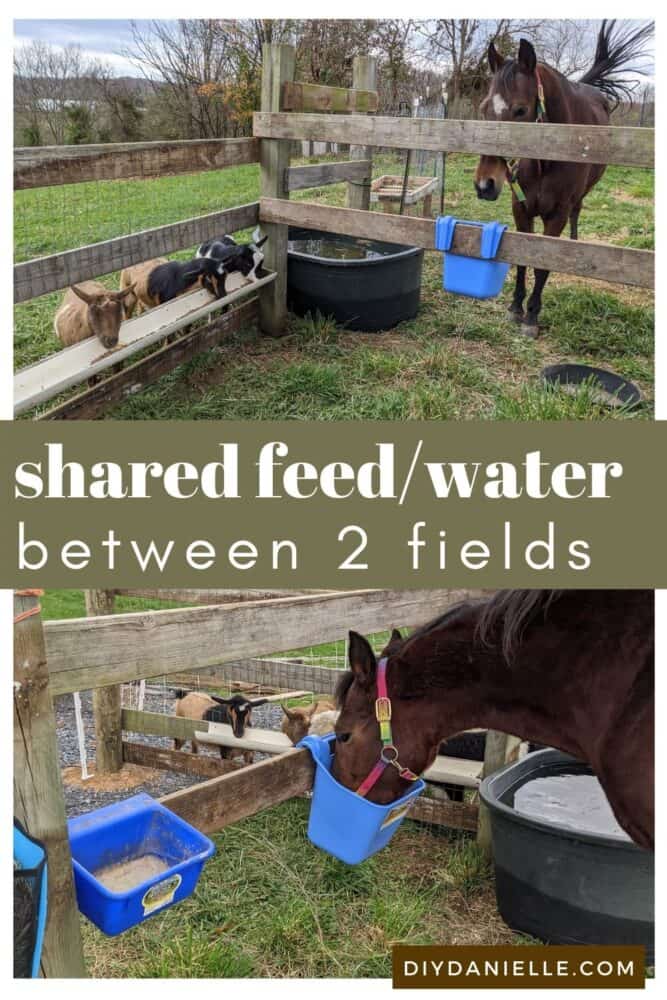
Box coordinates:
[508,201,534,324]
[569,200,583,241]
[522,211,569,337]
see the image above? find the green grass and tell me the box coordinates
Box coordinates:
[81,799,515,978]
[15,154,654,419]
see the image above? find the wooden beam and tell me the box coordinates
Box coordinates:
[15,201,259,303]
[477,731,519,854]
[348,56,377,211]
[282,81,378,114]
[259,43,296,336]
[122,740,243,779]
[260,197,654,289]
[161,747,314,833]
[14,592,86,978]
[38,298,259,420]
[286,159,371,192]
[15,137,260,190]
[115,588,327,604]
[85,590,122,774]
[409,795,478,833]
[122,709,205,742]
[186,656,342,696]
[44,589,460,695]
[254,113,654,169]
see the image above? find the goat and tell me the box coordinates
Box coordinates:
[281,700,337,745]
[173,689,268,763]
[145,257,226,308]
[197,228,268,283]
[54,281,135,350]
[119,257,169,319]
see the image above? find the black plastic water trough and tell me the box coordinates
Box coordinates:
[480,749,654,960]
[287,227,423,332]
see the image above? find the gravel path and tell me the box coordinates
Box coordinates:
[56,686,288,817]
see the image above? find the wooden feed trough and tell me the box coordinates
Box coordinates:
[370,174,439,216]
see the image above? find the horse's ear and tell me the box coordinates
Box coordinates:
[348,631,377,687]
[517,38,537,74]
[488,42,505,73]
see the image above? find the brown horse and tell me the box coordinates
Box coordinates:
[332,590,654,849]
[474,21,652,335]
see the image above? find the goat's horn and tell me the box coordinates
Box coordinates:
[281,704,296,720]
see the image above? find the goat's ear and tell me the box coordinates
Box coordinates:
[211,695,232,705]
[488,41,505,73]
[517,38,537,74]
[71,284,94,305]
[281,703,297,720]
[116,283,136,300]
[254,235,268,249]
[390,628,402,642]
[251,698,268,707]
[348,631,376,688]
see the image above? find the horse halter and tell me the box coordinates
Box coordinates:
[355,657,420,797]
[505,66,547,203]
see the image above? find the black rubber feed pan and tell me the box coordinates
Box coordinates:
[287,227,423,332]
[480,749,653,960]
[542,363,642,409]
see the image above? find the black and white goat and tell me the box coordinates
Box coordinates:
[173,689,268,763]
[197,227,268,283]
[145,257,226,307]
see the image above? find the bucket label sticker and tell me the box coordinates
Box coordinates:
[141,874,182,915]
[380,803,411,830]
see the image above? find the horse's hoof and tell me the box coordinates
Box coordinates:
[520,322,540,339]
[507,308,524,324]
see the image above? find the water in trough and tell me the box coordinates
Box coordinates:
[514,773,631,840]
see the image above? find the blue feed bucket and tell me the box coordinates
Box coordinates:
[299,734,425,864]
[68,793,215,936]
[435,216,510,299]
[14,821,48,978]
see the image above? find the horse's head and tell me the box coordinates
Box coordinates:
[474,38,540,201]
[331,629,440,804]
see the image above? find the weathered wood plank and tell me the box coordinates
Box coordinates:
[85,590,122,774]
[115,588,327,604]
[122,709,204,742]
[38,298,259,420]
[186,656,343,696]
[348,56,377,212]
[122,740,243,778]
[254,113,654,168]
[282,81,378,114]
[259,43,295,336]
[14,592,86,977]
[409,795,479,833]
[286,159,371,192]
[15,137,260,190]
[477,731,521,854]
[44,590,459,695]
[260,197,654,289]
[15,201,259,303]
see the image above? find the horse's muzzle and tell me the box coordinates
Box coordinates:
[474,180,499,201]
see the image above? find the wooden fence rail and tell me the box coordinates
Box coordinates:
[253,113,654,169]
[286,159,371,192]
[15,201,260,303]
[14,136,260,190]
[44,589,464,696]
[260,197,654,289]
[114,588,329,604]
[282,81,378,114]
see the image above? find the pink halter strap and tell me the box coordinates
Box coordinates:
[355,657,420,798]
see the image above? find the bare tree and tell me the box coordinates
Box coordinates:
[14,40,98,144]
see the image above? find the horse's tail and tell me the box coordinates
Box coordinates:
[579,19,653,109]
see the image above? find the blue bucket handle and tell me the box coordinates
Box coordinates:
[435,216,507,259]
[298,733,335,766]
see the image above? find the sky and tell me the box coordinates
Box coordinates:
[14,19,150,76]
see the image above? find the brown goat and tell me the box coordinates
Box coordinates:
[281,700,336,745]
[174,689,267,764]
[119,258,169,318]
[54,281,135,350]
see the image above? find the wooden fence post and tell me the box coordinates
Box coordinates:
[259,42,296,337]
[477,730,521,856]
[14,591,86,978]
[347,55,377,211]
[85,589,122,774]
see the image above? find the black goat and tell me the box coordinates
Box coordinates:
[197,229,268,281]
[173,690,268,763]
[146,257,226,306]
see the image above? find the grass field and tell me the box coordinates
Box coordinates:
[14,154,654,420]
